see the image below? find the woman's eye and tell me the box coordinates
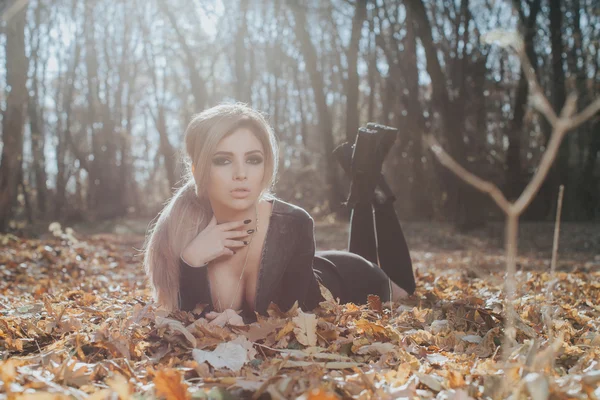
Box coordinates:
[247,156,263,165]
[212,157,230,166]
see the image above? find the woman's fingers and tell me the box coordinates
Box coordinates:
[223,229,252,239]
[217,219,252,232]
[223,239,248,248]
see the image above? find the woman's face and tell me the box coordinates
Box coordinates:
[206,126,266,211]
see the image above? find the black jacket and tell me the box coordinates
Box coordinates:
[178,198,324,321]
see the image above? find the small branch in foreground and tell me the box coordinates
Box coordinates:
[550,185,565,275]
[424,45,599,360]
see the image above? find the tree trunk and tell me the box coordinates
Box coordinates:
[572,0,597,219]
[290,3,342,211]
[540,0,569,220]
[0,5,28,231]
[505,0,541,201]
[403,5,433,219]
[156,106,178,190]
[366,32,377,123]
[235,0,252,104]
[406,0,481,230]
[28,1,48,217]
[345,0,367,143]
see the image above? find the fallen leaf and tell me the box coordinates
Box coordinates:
[106,373,131,400]
[155,316,197,347]
[355,342,396,355]
[293,310,318,346]
[153,369,190,400]
[192,341,248,371]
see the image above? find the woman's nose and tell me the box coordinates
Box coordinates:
[233,162,247,180]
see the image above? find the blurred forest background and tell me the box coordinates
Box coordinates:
[0,0,598,235]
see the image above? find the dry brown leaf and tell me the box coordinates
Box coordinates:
[292,310,318,346]
[155,316,197,347]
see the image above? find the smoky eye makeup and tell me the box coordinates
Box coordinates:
[212,156,230,166]
[247,155,264,164]
[211,155,264,166]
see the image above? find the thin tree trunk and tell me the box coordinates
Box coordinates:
[345,0,367,143]
[0,5,28,231]
[235,0,251,104]
[403,4,433,219]
[505,0,541,200]
[28,0,48,217]
[543,0,569,219]
[156,106,178,190]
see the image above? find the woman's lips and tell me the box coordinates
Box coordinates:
[230,189,250,199]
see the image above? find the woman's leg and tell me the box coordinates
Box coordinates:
[348,201,377,263]
[347,198,415,295]
[373,199,416,294]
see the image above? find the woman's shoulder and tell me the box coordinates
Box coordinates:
[271,197,314,224]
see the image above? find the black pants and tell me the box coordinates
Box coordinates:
[313,200,415,305]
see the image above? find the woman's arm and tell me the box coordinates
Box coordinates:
[178,257,212,311]
[277,215,323,312]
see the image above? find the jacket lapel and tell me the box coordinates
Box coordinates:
[254,199,300,314]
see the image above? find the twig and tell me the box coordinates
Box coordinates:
[543,185,564,340]
[550,185,565,275]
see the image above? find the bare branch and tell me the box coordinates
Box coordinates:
[511,122,567,213]
[565,97,600,131]
[425,135,511,214]
[518,48,559,126]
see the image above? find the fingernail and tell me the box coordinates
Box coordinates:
[243,241,249,245]
[244,219,252,224]
[247,229,255,234]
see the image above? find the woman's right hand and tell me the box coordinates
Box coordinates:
[181,215,252,267]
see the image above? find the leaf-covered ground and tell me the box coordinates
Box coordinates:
[0,221,599,399]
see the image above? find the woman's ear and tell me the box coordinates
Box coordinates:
[192,164,195,174]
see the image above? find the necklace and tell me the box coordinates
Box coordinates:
[214,204,259,313]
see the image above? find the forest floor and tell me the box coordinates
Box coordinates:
[0,219,599,399]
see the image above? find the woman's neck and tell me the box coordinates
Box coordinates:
[210,200,261,226]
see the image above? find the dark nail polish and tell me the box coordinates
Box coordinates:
[247,229,255,234]
[244,219,252,224]
[243,241,249,245]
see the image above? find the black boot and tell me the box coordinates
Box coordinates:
[345,127,379,207]
[333,125,397,206]
[366,122,398,171]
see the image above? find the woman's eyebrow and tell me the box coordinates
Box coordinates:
[213,150,264,156]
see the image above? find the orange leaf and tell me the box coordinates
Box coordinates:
[301,388,340,400]
[153,369,190,400]
[367,295,383,313]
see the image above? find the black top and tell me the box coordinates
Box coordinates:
[178,198,324,321]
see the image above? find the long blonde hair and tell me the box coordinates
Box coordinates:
[143,103,279,311]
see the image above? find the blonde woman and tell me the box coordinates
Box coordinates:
[143,103,415,323]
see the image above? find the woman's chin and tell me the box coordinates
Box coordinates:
[225,196,258,210]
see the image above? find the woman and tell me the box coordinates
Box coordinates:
[143,103,415,323]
